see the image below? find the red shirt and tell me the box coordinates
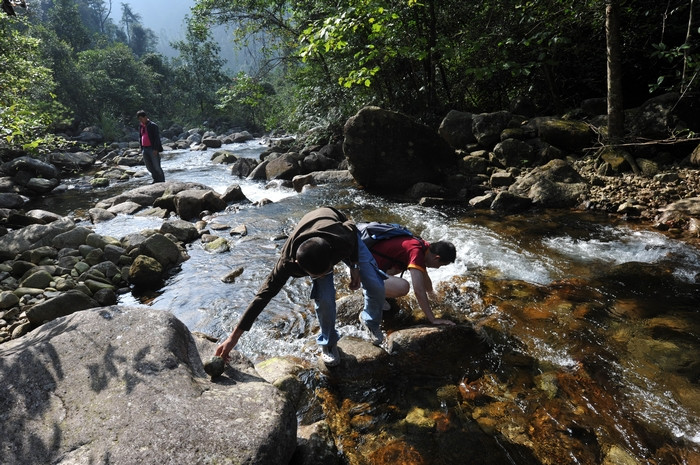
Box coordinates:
[371,236,428,273]
[140,122,152,147]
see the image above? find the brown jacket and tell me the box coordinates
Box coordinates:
[237,207,358,331]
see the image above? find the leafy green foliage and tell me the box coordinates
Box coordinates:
[2,0,698,152]
[192,0,697,132]
[1,0,228,150]
[215,72,273,130]
[0,15,66,152]
[46,0,93,52]
[651,33,700,94]
[298,1,398,89]
[76,43,154,124]
[171,22,230,119]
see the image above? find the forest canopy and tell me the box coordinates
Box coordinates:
[1,0,698,151]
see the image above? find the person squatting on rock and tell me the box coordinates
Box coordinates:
[368,235,457,329]
[137,110,165,183]
[215,206,390,368]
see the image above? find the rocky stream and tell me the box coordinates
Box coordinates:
[1,101,699,464]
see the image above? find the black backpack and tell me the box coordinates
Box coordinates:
[357,222,414,249]
[357,222,423,272]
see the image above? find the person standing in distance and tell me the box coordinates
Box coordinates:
[137,110,165,183]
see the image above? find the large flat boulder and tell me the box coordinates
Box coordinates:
[173,188,227,220]
[94,181,211,210]
[0,306,297,465]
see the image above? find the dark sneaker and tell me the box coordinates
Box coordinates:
[321,344,340,367]
[359,314,384,346]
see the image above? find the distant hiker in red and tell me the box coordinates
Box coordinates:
[137,110,165,183]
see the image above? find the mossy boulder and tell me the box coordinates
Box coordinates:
[536,118,595,154]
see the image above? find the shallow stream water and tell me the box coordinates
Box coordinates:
[28,141,700,463]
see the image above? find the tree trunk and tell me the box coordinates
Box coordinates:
[682,0,695,90]
[426,0,438,109]
[606,0,625,143]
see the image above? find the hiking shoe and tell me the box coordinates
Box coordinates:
[321,344,340,367]
[359,314,384,346]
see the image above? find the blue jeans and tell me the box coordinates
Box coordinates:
[142,146,165,182]
[310,232,386,347]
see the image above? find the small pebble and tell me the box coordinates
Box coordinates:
[204,356,225,379]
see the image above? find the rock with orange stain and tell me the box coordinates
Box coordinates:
[521,302,555,320]
[458,378,494,403]
[472,400,530,442]
[654,444,700,465]
[436,384,461,406]
[458,372,508,404]
[367,440,427,465]
[403,407,435,430]
[534,372,559,399]
[556,365,648,455]
[610,298,653,319]
[349,414,374,430]
[430,410,456,433]
[481,277,546,306]
[549,277,604,302]
[528,402,601,464]
[572,302,594,319]
[601,444,641,465]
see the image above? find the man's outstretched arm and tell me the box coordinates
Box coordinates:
[409,268,454,326]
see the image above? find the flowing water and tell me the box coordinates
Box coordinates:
[29,141,700,463]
